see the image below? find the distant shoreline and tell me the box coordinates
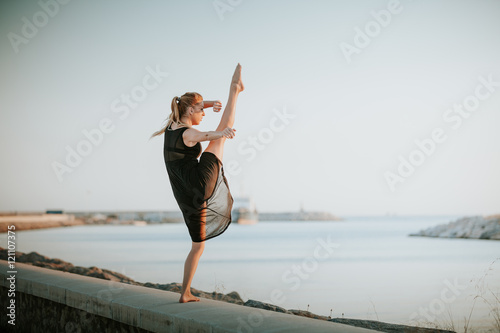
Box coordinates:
[4,212,494,236]
[0,213,85,233]
[0,210,342,233]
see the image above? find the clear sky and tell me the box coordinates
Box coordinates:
[1,0,499,216]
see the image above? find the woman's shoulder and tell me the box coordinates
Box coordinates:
[169,123,191,131]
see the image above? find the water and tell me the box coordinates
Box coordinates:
[2,216,499,332]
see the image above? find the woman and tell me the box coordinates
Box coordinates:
[151,63,244,303]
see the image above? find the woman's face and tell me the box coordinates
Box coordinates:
[190,101,205,125]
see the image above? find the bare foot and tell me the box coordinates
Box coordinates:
[231,63,245,93]
[179,293,200,303]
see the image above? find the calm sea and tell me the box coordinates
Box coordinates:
[3,216,499,332]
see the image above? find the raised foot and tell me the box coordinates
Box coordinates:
[231,63,245,93]
[179,294,200,303]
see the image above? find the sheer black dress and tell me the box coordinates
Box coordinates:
[163,124,233,242]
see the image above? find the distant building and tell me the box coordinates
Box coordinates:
[46,210,64,214]
[231,197,258,225]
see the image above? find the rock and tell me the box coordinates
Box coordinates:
[18,251,48,263]
[141,281,244,304]
[101,268,138,284]
[32,261,74,271]
[329,318,455,333]
[191,289,244,305]
[288,309,329,320]
[224,291,245,305]
[69,266,91,275]
[410,215,500,240]
[244,299,292,314]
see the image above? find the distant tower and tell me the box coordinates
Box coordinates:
[300,201,304,213]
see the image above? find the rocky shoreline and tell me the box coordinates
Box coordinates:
[410,215,500,240]
[0,248,454,333]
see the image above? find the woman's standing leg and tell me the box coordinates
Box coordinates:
[179,64,244,303]
[205,63,244,161]
[179,241,205,303]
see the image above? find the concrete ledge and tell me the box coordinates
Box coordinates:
[0,260,378,332]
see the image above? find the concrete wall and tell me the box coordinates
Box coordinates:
[0,261,377,333]
[0,287,150,332]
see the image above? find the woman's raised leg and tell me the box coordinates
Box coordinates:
[205,63,244,161]
[179,241,205,303]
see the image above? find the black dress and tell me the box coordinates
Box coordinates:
[163,124,233,242]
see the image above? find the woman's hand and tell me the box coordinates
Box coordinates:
[221,127,236,139]
[212,100,222,112]
[202,100,223,112]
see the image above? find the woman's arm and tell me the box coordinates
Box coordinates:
[183,127,236,146]
[203,100,222,112]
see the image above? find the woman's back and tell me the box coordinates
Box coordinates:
[164,124,201,164]
[163,124,201,208]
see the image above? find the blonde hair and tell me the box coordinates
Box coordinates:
[150,92,203,138]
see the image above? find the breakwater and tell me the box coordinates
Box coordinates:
[410,215,500,240]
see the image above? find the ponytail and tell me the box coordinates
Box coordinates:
[150,92,202,139]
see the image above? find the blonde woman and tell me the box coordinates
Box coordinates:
[151,63,244,303]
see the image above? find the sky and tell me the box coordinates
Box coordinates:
[1,0,499,216]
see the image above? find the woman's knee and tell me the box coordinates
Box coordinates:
[206,137,226,152]
[191,241,205,253]
[204,144,224,162]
